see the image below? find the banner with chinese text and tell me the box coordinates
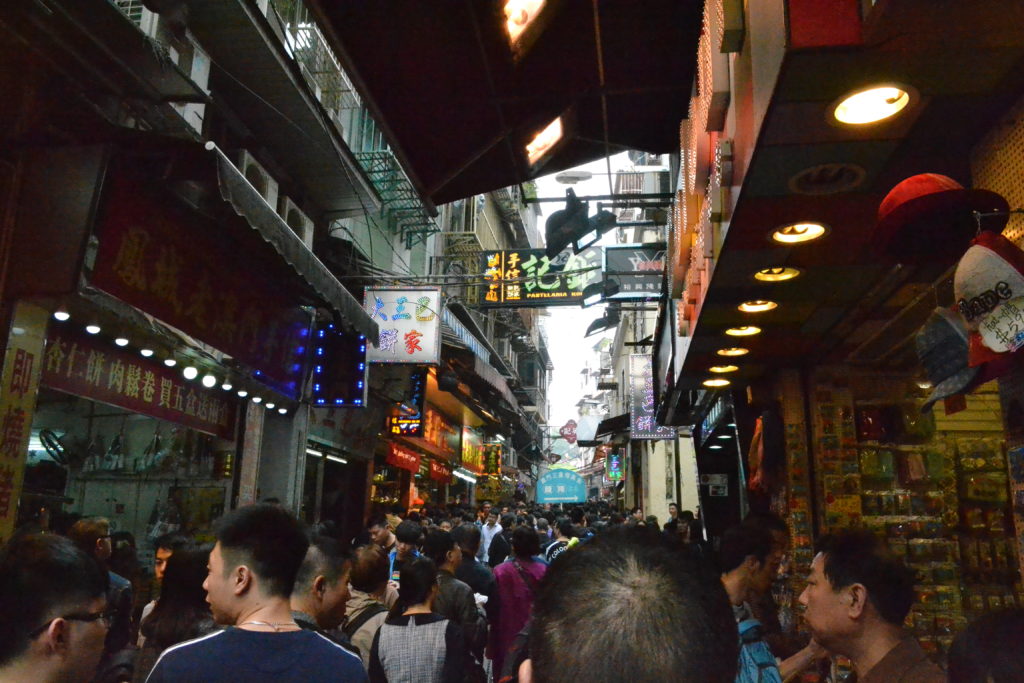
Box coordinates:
[386,443,421,473]
[0,303,48,543]
[479,247,601,306]
[364,288,441,364]
[628,354,675,440]
[536,468,587,503]
[483,443,502,475]
[461,426,484,474]
[89,169,311,398]
[42,327,237,440]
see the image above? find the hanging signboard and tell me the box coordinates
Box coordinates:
[364,288,441,364]
[629,354,675,440]
[429,459,452,483]
[483,443,503,475]
[607,449,625,481]
[386,443,421,473]
[385,367,426,437]
[536,468,587,503]
[43,326,238,440]
[90,169,311,398]
[479,247,601,306]
[559,419,578,444]
[461,426,484,474]
[605,243,666,300]
[311,322,368,408]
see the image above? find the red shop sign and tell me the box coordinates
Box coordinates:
[429,459,452,483]
[42,327,237,439]
[387,443,421,473]
[89,166,310,397]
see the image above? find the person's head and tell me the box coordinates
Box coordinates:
[203,504,310,625]
[644,515,659,529]
[536,518,549,534]
[741,512,789,592]
[511,525,541,559]
[153,532,192,584]
[366,515,393,548]
[668,503,679,519]
[630,507,643,519]
[422,530,462,571]
[439,519,453,532]
[0,534,109,682]
[394,520,422,560]
[556,518,574,540]
[610,512,625,525]
[569,508,584,525]
[948,608,1024,683]
[395,558,439,614]
[66,517,112,563]
[718,525,773,595]
[500,513,516,531]
[290,536,353,630]
[451,523,482,557]
[798,529,916,654]
[480,502,492,518]
[142,545,211,649]
[349,545,390,597]
[524,527,737,683]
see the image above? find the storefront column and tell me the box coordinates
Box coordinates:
[257,403,309,512]
[236,401,264,507]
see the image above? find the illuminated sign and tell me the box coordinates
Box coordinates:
[479,247,601,307]
[386,443,421,473]
[386,367,426,437]
[364,288,441,364]
[483,443,503,475]
[607,450,625,481]
[461,426,484,474]
[311,323,368,408]
[605,244,666,300]
[629,354,675,440]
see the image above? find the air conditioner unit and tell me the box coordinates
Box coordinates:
[235,151,279,211]
[280,197,315,249]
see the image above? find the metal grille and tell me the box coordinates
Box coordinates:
[971,93,1024,245]
[111,0,144,25]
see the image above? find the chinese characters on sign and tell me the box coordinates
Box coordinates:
[558,419,578,445]
[483,443,502,475]
[386,368,426,437]
[461,426,484,474]
[535,468,587,504]
[90,170,311,398]
[429,459,452,483]
[604,244,666,300]
[364,288,441,364]
[479,248,602,306]
[606,450,625,482]
[43,328,237,440]
[0,303,48,543]
[386,443,421,473]
[628,354,675,440]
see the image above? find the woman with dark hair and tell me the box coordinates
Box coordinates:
[949,608,1024,682]
[131,545,217,683]
[368,557,464,682]
[491,525,547,678]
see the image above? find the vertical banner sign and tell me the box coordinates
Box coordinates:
[0,303,48,543]
[364,288,441,364]
[483,443,503,475]
[607,449,625,481]
[461,426,484,474]
[629,355,675,439]
[386,367,426,436]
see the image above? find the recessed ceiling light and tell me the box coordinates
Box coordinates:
[832,85,911,125]
[709,444,723,450]
[140,349,154,357]
[53,311,70,322]
[114,337,129,347]
[725,326,761,337]
[709,365,739,373]
[266,403,276,410]
[717,434,732,439]
[278,407,288,414]
[916,380,933,390]
[85,325,101,335]
[163,358,177,367]
[237,390,248,398]
[222,382,233,391]
[703,378,731,388]
[738,300,778,313]
[252,396,263,404]
[772,222,827,244]
[754,267,801,282]
[717,347,749,357]
[526,116,563,165]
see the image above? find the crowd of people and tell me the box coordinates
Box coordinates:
[1,499,1022,682]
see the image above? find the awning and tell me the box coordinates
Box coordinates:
[209,143,379,343]
[308,0,703,205]
[596,413,630,438]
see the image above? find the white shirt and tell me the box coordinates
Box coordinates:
[478,523,502,561]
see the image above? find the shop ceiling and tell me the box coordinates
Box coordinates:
[307,0,704,206]
[676,0,1024,391]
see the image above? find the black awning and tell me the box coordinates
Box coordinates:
[309,0,703,205]
[596,412,630,438]
[209,143,379,344]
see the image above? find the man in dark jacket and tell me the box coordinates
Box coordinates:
[423,531,486,680]
[487,514,515,568]
[452,524,499,627]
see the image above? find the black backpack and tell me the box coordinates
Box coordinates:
[342,603,388,640]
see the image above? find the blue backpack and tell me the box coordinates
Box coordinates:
[735,618,783,683]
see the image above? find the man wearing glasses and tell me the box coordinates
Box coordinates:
[0,534,110,683]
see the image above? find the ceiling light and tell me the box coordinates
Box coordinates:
[114,337,129,347]
[754,267,801,282]
[832,85,911,125]
[182,366,198,380]
[53,310,70,322]
[738,300,778,313]
[201,374,217,388]
[725,326,761,337]
[85,325,101,335]
[266,403,276,410]
[709,365,739,373]
[278,407,288,414]
[140,349,154,357]
[703,378,731,388]
[237,390,248,398]
[709,444,723,450]
[717,347,749,357]
[772,222,826,244]
[252,396,263,404]
[504,0,546,46]
[916,380,933,390]
[326,454,348,465]
[717,434,732,439]
[526,116,563,166]
[163,358,177,367]
[221,382,233,391]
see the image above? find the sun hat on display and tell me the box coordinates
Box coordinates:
[876,173,1009,262]
[916,307,980,412]
[953,231,1024,355]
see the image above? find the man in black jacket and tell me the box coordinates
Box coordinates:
[452,524,499,626]
[487,514,515,567]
